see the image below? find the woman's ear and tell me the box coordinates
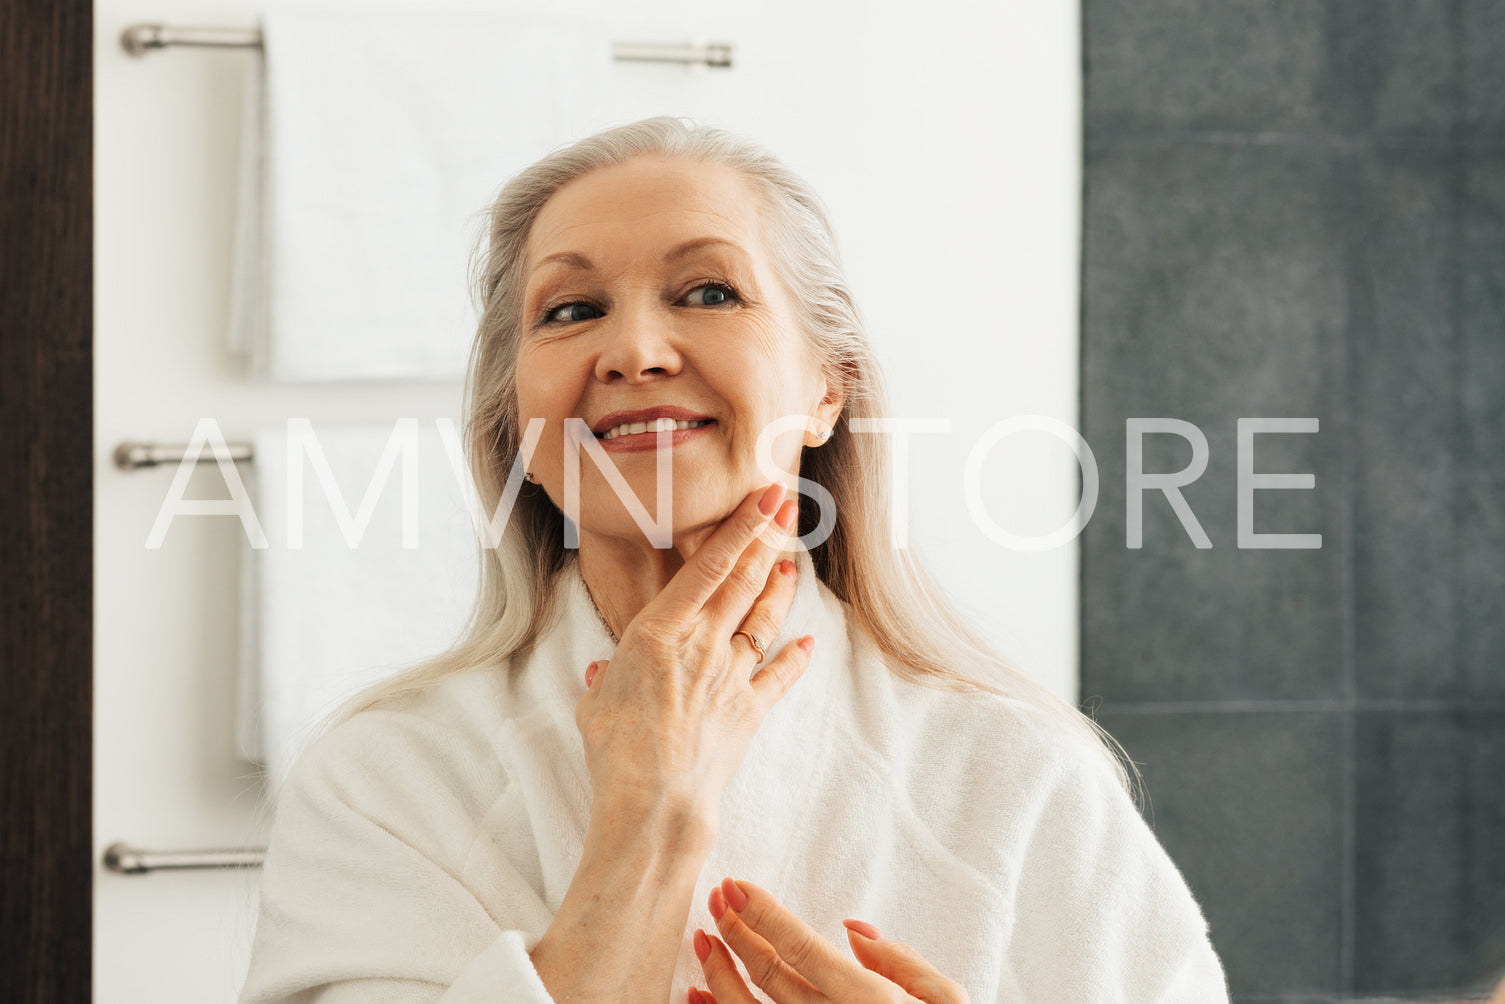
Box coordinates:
[803,365,849,447]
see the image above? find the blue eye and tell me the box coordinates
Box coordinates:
[686,283,738,307]
[545,302,601,324]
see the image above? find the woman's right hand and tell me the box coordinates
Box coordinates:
[573,482,813,838]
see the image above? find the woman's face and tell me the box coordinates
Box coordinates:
[515,155,843,548]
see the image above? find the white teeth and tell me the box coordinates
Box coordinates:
[600,418,711,440]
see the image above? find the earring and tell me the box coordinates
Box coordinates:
[523,471,536,483]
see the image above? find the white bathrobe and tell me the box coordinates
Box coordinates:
[239,547,1230,1002]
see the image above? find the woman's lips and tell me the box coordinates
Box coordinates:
[596,419,715,453]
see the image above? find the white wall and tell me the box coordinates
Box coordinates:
[93,0,1082,999]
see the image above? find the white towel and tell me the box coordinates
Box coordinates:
[236,421,482,794]
[228,12,613,382]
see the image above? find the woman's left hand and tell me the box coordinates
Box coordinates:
[691,878,970,1004]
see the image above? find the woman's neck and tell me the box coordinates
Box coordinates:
[575,526,715,642]
[576,526,798,642]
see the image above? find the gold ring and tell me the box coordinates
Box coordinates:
[733,630,766,662]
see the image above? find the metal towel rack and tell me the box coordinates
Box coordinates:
[103,841,265,874]
[119,22,734,68]
[109,439,259,870]
[114,440,253,470]
[108,436,262,873]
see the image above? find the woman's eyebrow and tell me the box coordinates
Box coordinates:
[661,236,748,263]
[531,250,593,274]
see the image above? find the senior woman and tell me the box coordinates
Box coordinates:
[239,117,1229,1004]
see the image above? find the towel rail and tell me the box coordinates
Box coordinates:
[103,841,265,874]
[119,23,734,68]
[114,440,253,470]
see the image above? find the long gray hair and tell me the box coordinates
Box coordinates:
[311,116,1134,797]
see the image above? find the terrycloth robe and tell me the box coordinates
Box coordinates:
[239,547,1230,1002]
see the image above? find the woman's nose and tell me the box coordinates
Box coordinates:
[593,304,683,384]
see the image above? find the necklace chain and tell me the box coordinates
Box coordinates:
[578,572,620,646]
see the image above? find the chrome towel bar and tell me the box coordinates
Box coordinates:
[119,23,734,68]
[114,440,253,470]
[103,841,265,874]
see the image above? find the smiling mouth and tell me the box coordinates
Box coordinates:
[596,418,714,440]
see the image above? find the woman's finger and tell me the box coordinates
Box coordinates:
[654,483,787,614]
[584,659,606,688]
[731,558,800,667]
[746,636,815,718]
[701,498,798,633]
[711,879,849,1002]
[693,928,766,1004]
[572,660,605,733]
[844,923,970,1004]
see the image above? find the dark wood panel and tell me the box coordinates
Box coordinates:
[0,0,94,1000]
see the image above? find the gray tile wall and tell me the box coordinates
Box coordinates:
[1080,1,1505,1000]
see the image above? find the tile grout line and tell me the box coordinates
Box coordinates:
[1340,708,1357,993]
[1336,139,1363,997]
[1100,699,1505,714]
[1077,6,1095,725]
[1442,0,1474,979]
[1084,129,1505,153]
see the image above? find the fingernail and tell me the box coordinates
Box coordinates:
[585,661,598,687]
[688,989,704,1004]
[843,919,881,940]
[798,635,815,654]
[722,877,749,912]
[758,482,786,515]
[693,929,711,963]
[779,558,796,580]
[708,886,725,919]
[775,499,798,530]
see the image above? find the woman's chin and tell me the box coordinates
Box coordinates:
[573,499,740,556]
